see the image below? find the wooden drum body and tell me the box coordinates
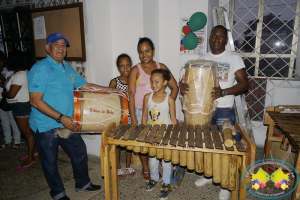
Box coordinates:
[74,91,128,132]
[183,59,217,126]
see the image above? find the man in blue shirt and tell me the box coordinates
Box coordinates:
[27,33,120,200]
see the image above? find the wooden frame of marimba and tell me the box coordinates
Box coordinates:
[264,107,300,200]
[100,122,255,200]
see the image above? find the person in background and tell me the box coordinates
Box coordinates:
[0,50,21,151]
[128,37,178,180]
[27,33,121,200]
[109,53,136,179]
[142,69,177,199]
[179,25,249,200]
[3,50,38,172]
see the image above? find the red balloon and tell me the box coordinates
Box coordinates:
[182,26,191,34]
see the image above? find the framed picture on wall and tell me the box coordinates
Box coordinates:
[31,2,86,61]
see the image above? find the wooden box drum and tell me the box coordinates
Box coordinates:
[74,91,129,132]
[270,140,296,169]
[183,59,217,126]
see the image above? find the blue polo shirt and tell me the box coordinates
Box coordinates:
[27,55,87,132]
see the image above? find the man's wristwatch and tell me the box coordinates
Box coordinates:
[221,89,227,97]
[56,114,64,123]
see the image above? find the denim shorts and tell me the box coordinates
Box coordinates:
[9,101,31,118]
[211,107,236,126]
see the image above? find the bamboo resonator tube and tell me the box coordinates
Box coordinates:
[223,120,234,148]
[195,151,204,173]
[164,149,172,162]
[212,153,221,183]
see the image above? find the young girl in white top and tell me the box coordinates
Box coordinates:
[141,69,177,199]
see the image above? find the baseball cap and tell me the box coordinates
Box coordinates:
[46,33,69,45]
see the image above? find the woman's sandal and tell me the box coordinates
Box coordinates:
[18,152,39,161]
[126,166,136,177]
[11,144,21,151]
[14,160,35,172]
[117,168,126,180]
[142,169,151,181]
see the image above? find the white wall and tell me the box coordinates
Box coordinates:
[144,0,160,61]
[83,0,113,85]
[159,0,181,119]
[83,0,144,86]
[82,0,215,156]
[110,0,144,75]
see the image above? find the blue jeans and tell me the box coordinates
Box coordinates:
[135,107,143,124]
[211,107,236,126]
[149,157,171,184]
[0,109,20,144]
[33,129,90,200]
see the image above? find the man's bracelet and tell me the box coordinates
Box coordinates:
[56,113,64,123]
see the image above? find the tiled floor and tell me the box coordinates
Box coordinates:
[0,133,292,200]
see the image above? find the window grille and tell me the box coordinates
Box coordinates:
[0,0,85,78]
[226,0,300,122]
[0,6,33,55]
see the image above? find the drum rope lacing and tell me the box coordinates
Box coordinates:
[73,87,129,128]
[181,61,217,115]
[78,87,129,100]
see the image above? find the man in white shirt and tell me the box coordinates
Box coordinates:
[180,25,249,200]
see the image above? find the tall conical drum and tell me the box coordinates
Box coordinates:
[183,59,217,125]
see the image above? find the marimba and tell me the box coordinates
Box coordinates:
[264,106,300,199]
[101,122,255,200]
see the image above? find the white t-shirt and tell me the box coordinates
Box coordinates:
[0,68,14,99]
[198,50,245,108]
[6,70,29,103]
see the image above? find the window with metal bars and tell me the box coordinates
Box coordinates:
[0,0,84,79]
[0,5,34,59]
[227,0,300,121]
